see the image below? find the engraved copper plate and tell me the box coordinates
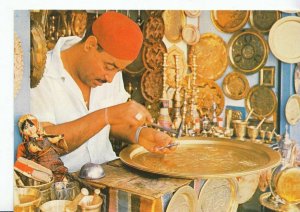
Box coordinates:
[166,45,187,88]
[222,72,249,100]
[119,137,281,179]
[143,16,164,44]
[197,178,238,212]
[236,173,259,204]
[245,85,277,119]
[285,94,300,125]
[162,10,186,43]
[166,186,197,212]
[211,10,249,33]
[189,33,228,80]
[249,11,281,34]
[193,78,225,116]
[141,69,163,103]
[269,16,300,63]
[228,29,269,74]
[142,41,167,71]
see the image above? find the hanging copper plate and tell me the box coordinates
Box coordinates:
[245,85,277,119]
[165,45,187,88]
[249,11,281,34]
[30,24,48,88]
[197,178,238,212]
[120,137,281,178]
[166,186,197,212]
[124,45,145,76]
[183,78,224,116]
[211,10,249,33]
[228,29,269,74]
[141,69,163,103]
[143,16,164,44]
[142,41,167,71]
[222,71,250,100]
[285,94,300,125]
[189,33,228,80]
[162,10,186,43]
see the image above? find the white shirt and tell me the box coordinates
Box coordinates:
[30,36,129,172]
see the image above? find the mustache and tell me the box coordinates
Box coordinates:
[97,79,107,83]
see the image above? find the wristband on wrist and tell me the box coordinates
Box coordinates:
[134,126,147,144]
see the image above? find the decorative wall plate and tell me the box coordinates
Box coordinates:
[228,29,269,74]
[211,10,249,33]
[249,11,281,34]
[143,16,164,44]
[162,10,186,43]
[194,78,225,116]
[184,10,201,18]
[269,16,300,63]
[182,24,200,46]
[222,72,250,100]
[142,41,167,71]
[141,69,163,103]
[30,24,48,88]
[14,33,24,97]
[120,138,281,178]
[197,178,238,212]
[165,45,187,88]
[285,94,300,125]
[189,33,228,80]
[236,173,260,204]
[295,63,300,94]
[166,186,197,212]
[245,85,277,119]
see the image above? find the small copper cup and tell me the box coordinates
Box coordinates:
[266,131,274,143]
[247,126,259,141]
[234,121,247,140]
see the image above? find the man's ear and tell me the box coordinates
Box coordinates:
[84,36,98,51]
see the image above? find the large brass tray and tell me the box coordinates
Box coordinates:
[120,137,281,179]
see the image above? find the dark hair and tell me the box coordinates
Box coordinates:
[21,119,35,131]
[80,22,104,52]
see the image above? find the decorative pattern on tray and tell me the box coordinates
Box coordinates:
[189,33,228,81]
[143,16,164,44]
[228,29,269,74]
[142,41,167,71]
[141,69,163,103]
[222,71,250,100]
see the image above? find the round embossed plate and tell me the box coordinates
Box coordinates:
[269,16,300,63]
[162,10,186,43]
[228,29,269,74]
[142,41,167,71]
[141,69,163,103]
[285,94,300,125]
[222,72,250,100]
[211,10,249,33]
[198,178,238,212]
[245,85,277,119]
[143,16,165,44]
[165,45,187,88]
[236,173,260,204]
[120,137,281,178]
[249,11,281,34]
[189,33,228,80]
[166,186,197,212]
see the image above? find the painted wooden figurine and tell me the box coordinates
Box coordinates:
[16,114,68,182]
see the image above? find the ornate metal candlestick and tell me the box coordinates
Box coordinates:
[190,54,200,135]
[172,55,182,130]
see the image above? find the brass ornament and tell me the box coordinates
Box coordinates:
[166,186,197,212]
[14,33,24,97]
[189,33,228,80]
[228,29,269,74]
[211,10,249,33]
[245,85,277,119]
[143,16,164,44]
[197,178,238,212]
[222,72,250,100]
[142,41,167,71]
[71,11,87,38]
[30,24,48,88]
[162,10,186,43]
[141,69,163,103]
[249,11,281,34]
[120,138,281,179]
[165,45,187,88]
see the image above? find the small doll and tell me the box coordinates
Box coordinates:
[16,114,68,182]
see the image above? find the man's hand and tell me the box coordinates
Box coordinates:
[138,128,178,154]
